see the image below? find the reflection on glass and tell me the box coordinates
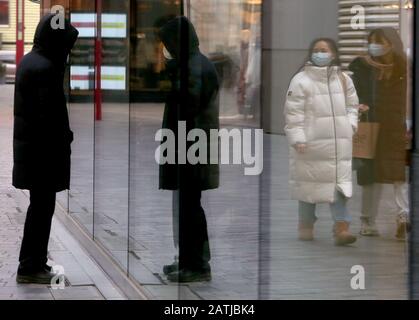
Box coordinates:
[68,0,131,270]
[263,0,412,300]
[190,0,261,127]
[68,22,95,234]
[128,0,184,299]
[93,0,130,271]
[128,0,262,299]
[52,0,414,300]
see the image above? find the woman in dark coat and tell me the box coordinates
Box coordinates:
[157,16,220,282]
[13,14,79,283]
[349,28,410,239]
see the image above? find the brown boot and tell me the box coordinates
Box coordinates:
[333,221,357,246]
[396,214,410,241]
[298,223,314,241]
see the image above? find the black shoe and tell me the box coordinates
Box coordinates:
[18,263,52,273]
[167,268,212,283]
[44,264,53,272]
[163,262,179,275]
[16,268,58,285]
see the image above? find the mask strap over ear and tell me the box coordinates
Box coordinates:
[163,46,173,60]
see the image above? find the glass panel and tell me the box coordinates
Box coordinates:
[261,0,412,299]
[0,0,9,25]
[190,0,261,128]
[68,0,95,235]
[93,0,130,271]
[44,0,415,300]
[128,0,184,299]
[186,0,262,299]
[128,0,262,299]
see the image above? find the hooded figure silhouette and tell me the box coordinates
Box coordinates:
[13,13,79,191]
[13,14,79,284]
[158,16,219,283]
[158,16,220,191]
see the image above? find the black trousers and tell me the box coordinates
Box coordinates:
[18,189,56,273]
[177,187,211,271]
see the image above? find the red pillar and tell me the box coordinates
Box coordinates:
[94,0,102,121]
[16,0,25,66]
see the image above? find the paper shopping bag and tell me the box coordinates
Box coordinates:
[353,122,380,159]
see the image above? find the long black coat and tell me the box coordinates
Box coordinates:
[13,14,79,192]
[158,17,220,191]
[349,55,407,185]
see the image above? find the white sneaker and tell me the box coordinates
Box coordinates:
[360,220,380,236]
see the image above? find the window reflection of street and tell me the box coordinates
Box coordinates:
[57,0,411,300]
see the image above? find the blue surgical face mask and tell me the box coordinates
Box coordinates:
[311,52,333,67]
[368,43,388,57]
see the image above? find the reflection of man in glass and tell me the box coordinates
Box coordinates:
[158,16,220,282]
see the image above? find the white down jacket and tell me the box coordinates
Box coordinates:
[284,65,359,204]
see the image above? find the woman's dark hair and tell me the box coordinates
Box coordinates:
[367,28,407,76]
[305,37,341,67]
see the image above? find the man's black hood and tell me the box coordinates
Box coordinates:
[158,16,200,60]
[33,14,79,65]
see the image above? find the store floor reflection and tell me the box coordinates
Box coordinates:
[69,103,260,299]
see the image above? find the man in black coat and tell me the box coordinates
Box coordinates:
[158,16,220,282]
[13,14,79,284]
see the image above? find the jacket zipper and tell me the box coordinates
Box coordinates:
[327,67,339,187]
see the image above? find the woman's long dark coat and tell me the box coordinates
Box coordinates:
[349,54,407,185]
[13,14,79,192]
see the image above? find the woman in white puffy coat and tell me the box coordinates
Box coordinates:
[284,38,360,246]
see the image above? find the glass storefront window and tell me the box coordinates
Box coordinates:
[189,0,262,126]
[39,0,415,300]
[0,0,9,25]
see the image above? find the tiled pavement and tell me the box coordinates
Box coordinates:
[0,85,125,300]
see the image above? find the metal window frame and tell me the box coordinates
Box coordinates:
[410,0,418,301]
